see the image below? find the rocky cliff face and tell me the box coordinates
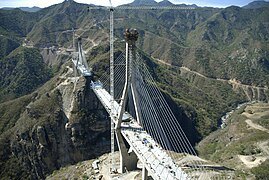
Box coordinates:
[0,66,110,179]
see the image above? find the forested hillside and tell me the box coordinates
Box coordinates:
[0,0,268,179]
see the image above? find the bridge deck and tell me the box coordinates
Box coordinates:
[92,82,189,180]
[72,58,92,77]
[121,125,189,180]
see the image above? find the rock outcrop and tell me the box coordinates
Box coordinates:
[0,66,110,179]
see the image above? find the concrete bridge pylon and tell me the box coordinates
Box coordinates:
[114,28,141,175]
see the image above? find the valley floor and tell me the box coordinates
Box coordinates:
[197,102,269,179]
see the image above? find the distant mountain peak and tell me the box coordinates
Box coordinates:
[243,0,269,9]
[158,0,174,6]
[129,0,158,6]
[64,0,76,4]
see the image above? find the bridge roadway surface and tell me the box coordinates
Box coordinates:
[72,59,92,76]
[92,82,189,180]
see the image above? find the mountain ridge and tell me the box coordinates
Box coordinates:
[1,0,269,10]
[1,6,42,12]
[243,0,269,9]
[0,0,268,179]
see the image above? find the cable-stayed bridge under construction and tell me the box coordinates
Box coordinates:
[71,29,233,180]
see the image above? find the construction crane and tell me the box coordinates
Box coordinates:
[88,0,196,174]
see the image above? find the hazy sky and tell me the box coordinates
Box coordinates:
[0,0,266,8]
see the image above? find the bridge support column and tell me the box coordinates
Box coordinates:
[142,164,148,180]
[114,28,139,174]
[115,130,138,173]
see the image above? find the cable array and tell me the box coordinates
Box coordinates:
[98,52,126,98]
[132,53,209,178]
[97,51,230,179]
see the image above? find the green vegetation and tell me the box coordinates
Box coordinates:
[0,95,32,135]
[0,47,52,102]
[82,174,89,180]
[251,160,269,180]
[0,155,30,179]
[0,8,38,37]
[152,60,245,139]
[238,144,261,155]
[257,115,269,129]
[197,103,269,179]
[0,36,20,59]
[0,0,269,179]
